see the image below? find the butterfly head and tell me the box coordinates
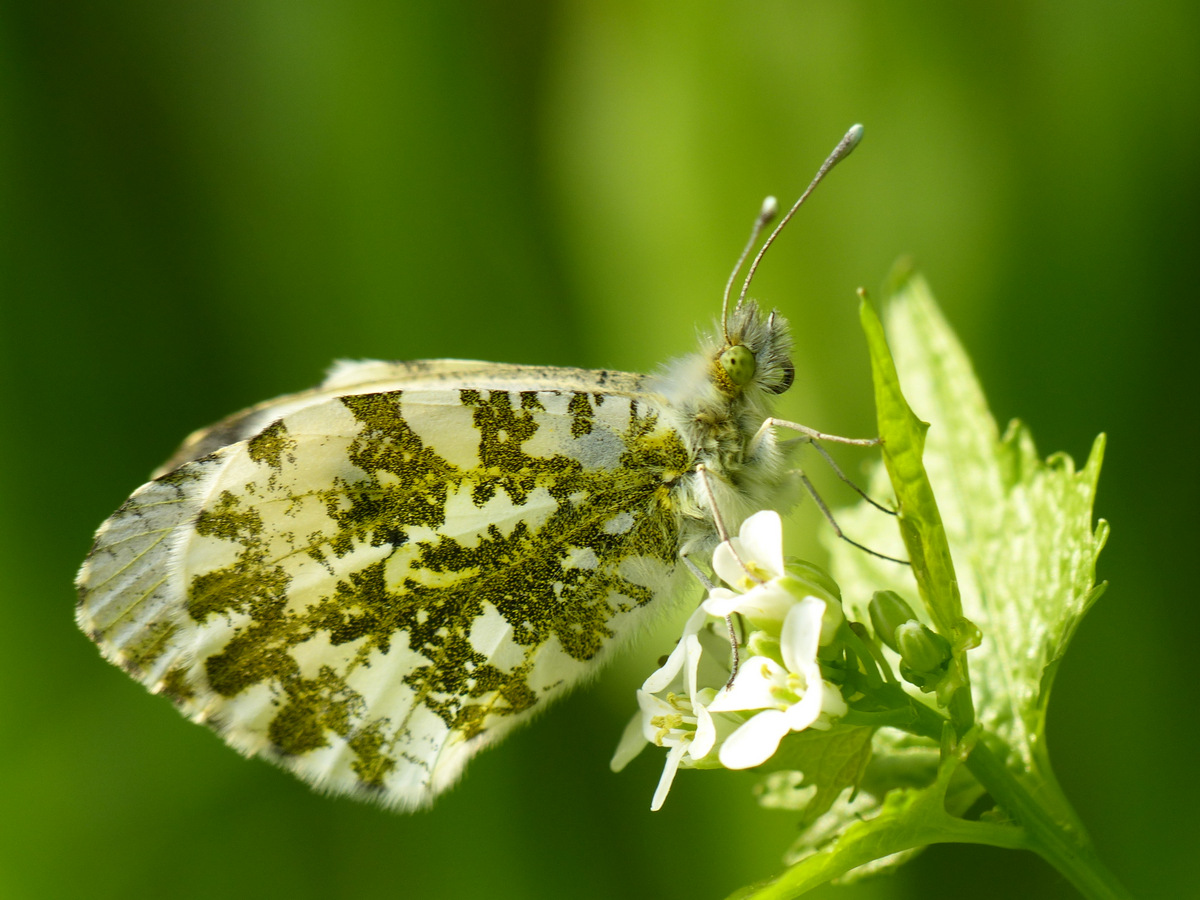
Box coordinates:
[713,300,795,399]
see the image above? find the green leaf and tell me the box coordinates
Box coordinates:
[732,272,1114,898]
[831,269,1108,822]
[858,291,977,728]
[858,294,967,645]
[774,728,987,884]
[729,733,1026,899]
[755,726,875,832]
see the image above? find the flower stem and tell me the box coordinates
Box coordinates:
[905,702,1131,900]
[964,741,1132,900]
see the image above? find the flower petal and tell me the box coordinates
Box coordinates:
[650,740,690,811]
[819,679,849,720]
[707,656,787,712]
[712,538,751,591]
[718,709,792,769]
[683,633,704,700]
[690,704,717,759]
[781,671,825,731]
[702,587,744,618]
[703,580,798,626]
[642,605,709,693]
[611,711,648,772]
[780,597,825,674]
[738,510,784,578]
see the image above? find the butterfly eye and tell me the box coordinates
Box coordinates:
[719,344,757,386]
[766,360,795,395]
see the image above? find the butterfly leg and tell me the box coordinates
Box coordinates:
[694,462,771,583]
[792,465,909,565]
[680,552,715,591]
[692,464,769,685]
[745,419,907,563]
[752,417,899,515]
[760,417,881,446]
[804,437,897,516]
[682,553,742,686]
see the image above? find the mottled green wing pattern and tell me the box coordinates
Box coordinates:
[77,382,694,808]
[154,359,652,476]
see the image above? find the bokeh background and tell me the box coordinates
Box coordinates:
[2,3,1196,898]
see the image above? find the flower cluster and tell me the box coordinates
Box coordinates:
[612,511,850,810]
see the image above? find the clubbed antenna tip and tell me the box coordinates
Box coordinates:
[736,124,866,308]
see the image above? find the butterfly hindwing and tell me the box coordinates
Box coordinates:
[78,375,695,808]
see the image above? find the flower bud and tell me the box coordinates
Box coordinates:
[896,621,953,691]
[868,590,917,652]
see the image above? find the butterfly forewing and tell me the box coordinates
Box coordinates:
[153,360,653,476]
[78,375,695,808]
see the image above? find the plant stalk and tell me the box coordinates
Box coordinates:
[906,702,1131,900]
[964,741,1132,900]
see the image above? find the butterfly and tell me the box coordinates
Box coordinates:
[75,126,865,810]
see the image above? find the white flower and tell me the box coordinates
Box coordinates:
[705,510,844,642]
[712,509,785,593]
[611,607,734,811]
[707,596,848,769]
[614,509,851,807]
[705,510,847,768]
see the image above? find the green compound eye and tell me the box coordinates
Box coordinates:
[719,344,757,386]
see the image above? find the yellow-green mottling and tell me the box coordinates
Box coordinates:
[118,621,179,674]
[247,419,297,469]
[159,666,196,703]
[181,388,688,789]
[347,721,395,787]
[568,391,595,438]
[75,302,798,810]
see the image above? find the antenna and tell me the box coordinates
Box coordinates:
[721,196,779,342]
[736,124,864,310]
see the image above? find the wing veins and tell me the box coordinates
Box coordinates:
[85,528,173,601]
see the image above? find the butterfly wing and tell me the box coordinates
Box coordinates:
[77,370,695,809]
[154,359,653,475]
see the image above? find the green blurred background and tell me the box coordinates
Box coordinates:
[2,3,1196,898]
